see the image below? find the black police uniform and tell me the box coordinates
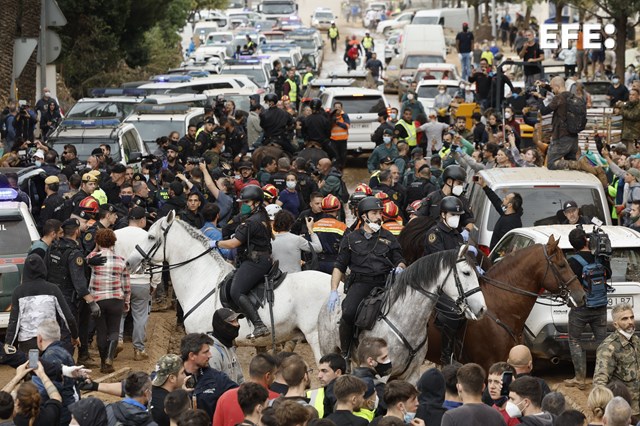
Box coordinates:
[424,220,466,365]
[70,189,91,211]
[259,106,296,154]
[406,177,437,206]
[180,208,205,229]
[39,192,66,226]
[177,135,196,162]
[419,189,474,227]
[334,227,404,349]
[82,221,106,254]
[301,111,331,143]
[195,130,214,156]
[229,210,273,309]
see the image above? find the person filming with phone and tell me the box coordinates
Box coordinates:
[487,362,519,426]
[476,175,523,250]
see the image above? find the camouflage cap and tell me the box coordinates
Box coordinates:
[152,354,183,386]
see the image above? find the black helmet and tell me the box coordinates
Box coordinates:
[440,196,464,214]
[310,98,322,111]
[239,185,264,202]
[442,165,467,183]
[349,191,367,209]
[358,196,383,215]
[264,93,278,103]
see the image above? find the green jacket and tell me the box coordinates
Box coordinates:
[621,101,640,141]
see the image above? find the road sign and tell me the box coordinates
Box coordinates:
[38,29,62,64]
[13,38,38,79]
[45,0,67,27]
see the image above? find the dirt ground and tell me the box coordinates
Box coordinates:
[0,307,596,417]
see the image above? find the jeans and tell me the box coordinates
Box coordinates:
[460,52,472,81]
[568,306,607,380]
[119,284,151,351]
[546,136,579,170]
[95,298,124,360]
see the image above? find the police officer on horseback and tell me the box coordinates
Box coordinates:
[328,196,406,357]
[259,93,296,155]
[212,185,273,338]
[425,196,468,366]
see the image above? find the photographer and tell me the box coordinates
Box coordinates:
[13,104,37,142]
[564,226,611,391]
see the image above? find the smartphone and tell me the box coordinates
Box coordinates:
[472,175,479,182]
[28,349,39,369]
[500,371,513,397]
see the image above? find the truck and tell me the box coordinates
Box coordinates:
[256,0,298,24]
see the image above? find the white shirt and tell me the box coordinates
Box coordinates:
[114,226,160,287]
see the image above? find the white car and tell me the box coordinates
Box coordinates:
[310,8,336,31]
[384,32,400,63]
[490,225,640,362]
[124,104,204,146]
[376,11,414,36]
[415,79,461,111]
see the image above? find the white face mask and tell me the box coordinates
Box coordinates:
[505,400,523,418]
[445,214,460,229]
[390,113,397,120]
[452,185,464,197]
[383,136,392,144]
[612,78,620,85]
[368,222,381,232]
[221,144,226,152]
[34,160,42,167]
[286,181,296,189]
[504,112,512,119]
[407,94,414,100]
[439,89,445,94]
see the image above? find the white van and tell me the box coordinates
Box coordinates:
[466,168,611,255]
[411,8,475,31]
[399,25,446,59]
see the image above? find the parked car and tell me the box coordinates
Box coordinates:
[415,79,461,110]
[124,104,204,146]
[398,63,461,101]
[384,32,400,64]
[385,50,446,93]
[376,10,415,36]
[581,81,612,108]
[310,8,336,31]
[490,225,640,362]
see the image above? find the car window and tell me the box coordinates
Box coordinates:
[399,14,412,21]
[332,96,386,114]
[583,83,610,95]
[404,55,444,69]
[417,86,458,99]
[122,131,138,160]
[130,121,185,144]
[486,187,607,231]
[66,101,136,121]
[412,16,438,25]
[491,234,535,262]
[0,214,31,255]
[50,139,121,162]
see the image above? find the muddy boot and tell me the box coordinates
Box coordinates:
[440,333,455,366]
[565,339,587,390]
[237,295,270,339]
[104,340,118,368]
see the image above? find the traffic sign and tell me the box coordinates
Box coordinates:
[13,38,38,79]
[45,0,67,27]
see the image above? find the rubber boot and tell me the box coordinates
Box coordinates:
[237,295,270,339]
[104,340,118,368]
[565,339,586,390]
[339,320,354,357]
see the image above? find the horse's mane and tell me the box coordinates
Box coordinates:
[484,243,542,285]
[172,219,230,271]
[390,249,460,304]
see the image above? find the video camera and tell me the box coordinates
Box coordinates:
[578,218,612,258]
[187,157,210,165]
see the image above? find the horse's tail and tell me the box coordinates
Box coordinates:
[399,216,436,265]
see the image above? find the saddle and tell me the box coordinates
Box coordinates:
[218,260,288,311]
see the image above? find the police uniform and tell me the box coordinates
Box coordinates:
[419,190,474,227]
[83,220,106,255]
[259,106,296,154]
[313,216,349,273]
[335,227,404,349]
[424,221,463,257]
[195,130,214,157]
[46,237,89,316]
[39,192,66,226]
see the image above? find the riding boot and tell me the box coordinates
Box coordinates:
[237,295,270,338]
[440,332,455,366]
[104,340,118,367]
[339,320,354,358]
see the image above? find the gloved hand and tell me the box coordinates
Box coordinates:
[209,240,218,249]
[78,379,99,391]
[467,245,478,257]
[394,266,404,275]
[89,301,101,318]
[460,229,470,242]
[87,255,106,267]
[328,290,340,312]
[475,265,485,276]
[453,145,462,154]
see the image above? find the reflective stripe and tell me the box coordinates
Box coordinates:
[314,218,348,235]
[307,388,325,418]
[329,28,338,38]
[397,119,417,146]
[285,78,297,102]
[382,222,403,235]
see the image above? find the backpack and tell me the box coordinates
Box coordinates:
[573,254,609,308]
[565,93,587,135]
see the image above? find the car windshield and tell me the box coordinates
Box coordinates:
[315,12,334,19]
[262,3,295,14]
[417,86,458,99]
[0,213,30,256]
[292,39,316,49]
[412,16,438,25]
[404,55,444,69]
[50,139,121,162]
[415,70,453,80]
[583,83,611,95]
[66,101,137,121]
[228,0,244,7]
[565,248,640,282]
[223,95,251,112]
[486,187,607,231]
[221,68,266,86]
[129,121,185,143]
[206,34,233,44]
[333,96,386,114]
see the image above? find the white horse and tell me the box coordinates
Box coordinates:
[318,246,487,383]
[126,211,337,362]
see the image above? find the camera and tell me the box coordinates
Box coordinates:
[187,157,206,165]
[579,218,612,258]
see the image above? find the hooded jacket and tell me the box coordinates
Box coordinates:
[416,369,447,426]
[519,412,555,426]
[69,397,108,426]
[107,399,158,426]
[5,254,78,345]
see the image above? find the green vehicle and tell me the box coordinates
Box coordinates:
[0,187,40,328]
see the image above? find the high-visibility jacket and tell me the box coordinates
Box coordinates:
[362,36,374,49]
[331,113,349,141]
[329,27,339,39]
[302,72,314,87]
[285,78,297,102]
[396,119,417,146]
[382,220,403,236]
[307,388,326,418]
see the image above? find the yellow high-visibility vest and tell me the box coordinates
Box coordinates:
[396,119,417,146]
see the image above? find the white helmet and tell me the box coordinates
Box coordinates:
[266,204,282,221]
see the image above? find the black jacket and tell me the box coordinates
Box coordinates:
[416,369,446,426]
[483,186,523,249]
[107,400,157,426]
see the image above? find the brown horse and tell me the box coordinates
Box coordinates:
[251,145,291,170]
[421,235,586,373]
[398,216,436,265]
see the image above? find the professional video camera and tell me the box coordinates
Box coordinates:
[578,218,612,258]
[186,157,210,165]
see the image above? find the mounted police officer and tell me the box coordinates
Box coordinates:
[212,185,273,338]
[259,93,296,155]
[424,196,466,365]
[328,196,406,357]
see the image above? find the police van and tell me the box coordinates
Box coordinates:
[124,104,205,146]
[0,187,40,328]
[489,225,640,362]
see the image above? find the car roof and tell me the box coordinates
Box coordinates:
[417,79,461,87]
[320,88,384,95]
[503,225,640,250]
[76,97,143,103]
[479,167,603,187]
[404,50,445,55]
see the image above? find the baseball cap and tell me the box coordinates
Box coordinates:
[380,156,394,165]
[132,173,146,182]
[100,203,116,213]
[237,162,252,170]
[128,206,146,220]
[91,148,104,156]
[216,308,245,323]
[62,218,81,230]
[627,168,640,181]
[82,173,98,183]
[382,128,393,135]
[152,354,183,386]
[44,175,60,185]
[167,144,179,153]
[562,200,578,212]
[111,164,126,174]
[204,117,215,124]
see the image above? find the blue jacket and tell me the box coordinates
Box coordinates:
[192,367,238,419]
[33,341,77,426]
[201,222,234,260]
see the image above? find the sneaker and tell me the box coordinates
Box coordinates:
[100,363,115,374]
[134,349,149,361]
[563,377,586,390]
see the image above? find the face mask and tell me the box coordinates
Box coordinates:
[240,203,252,215]
[390,113,397,120]
[452,184,464,197]
[501,205,508,213]
[445,214,460,229]
[504,112,512,119]
[34,161,42,167]
[286,181,296,189]
[121,195,132,206]
[505,400,523,418]
[143,174,149,181]
[439,90,445,94]
[383,136,392,144]
[612,78,620,85]
[367,221,381,233]
[403,410,417,423]
[407,94,414,100]
[374,359,392,377]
